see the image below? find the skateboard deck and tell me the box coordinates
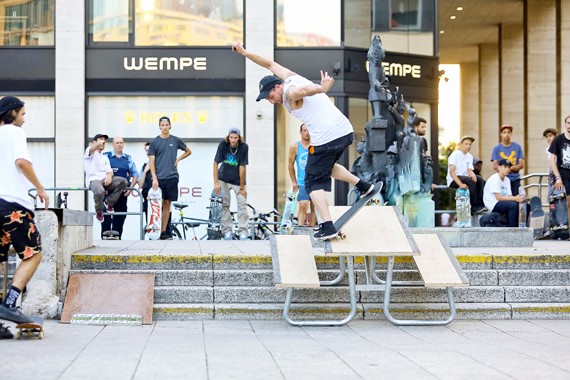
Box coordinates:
[549,186,569,240]
[333,181,383,239]
[279,188,298,234]
[102,230,120,240]
[518,187,527,227]
[528,196,544,240]
[146,188,162,240]
[15,315,44,340]
[455,188,471,228]
[207,189,223,240]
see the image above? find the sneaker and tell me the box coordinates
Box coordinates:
[313,221,338,241]
[0,304,33,324]
[361,182,375,197]
[159,232,172,240]
[104,201,114,213]
[223,231,233,240]
[0,322,13,339]
[239,234,249,241]
[472,206,487,215]
[96,211,104,222]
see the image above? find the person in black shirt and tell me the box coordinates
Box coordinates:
[213,128,249,240]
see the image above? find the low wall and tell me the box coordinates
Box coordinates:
[22,209,92,317]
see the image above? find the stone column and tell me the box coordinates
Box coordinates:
[500,23,525,146]
[479,43,500,178]
[244,0,275,212]
[561,0,570,124]
[525,0,557,175]
[55,0,86,209]
[460,62,480,158]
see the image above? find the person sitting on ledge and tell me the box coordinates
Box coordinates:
[483,158,527,227]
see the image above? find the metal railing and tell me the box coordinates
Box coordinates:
[28,186,145,239]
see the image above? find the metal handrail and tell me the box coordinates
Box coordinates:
[28,186,145,239]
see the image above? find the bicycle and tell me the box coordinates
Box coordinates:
[246,204,281,240]
[169,202,209,240]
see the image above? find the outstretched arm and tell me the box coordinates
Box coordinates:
[285,70,335,102]
[232,43,295,81]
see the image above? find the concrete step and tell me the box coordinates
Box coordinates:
[151,302,570,321]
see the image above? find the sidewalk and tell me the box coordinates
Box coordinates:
[2,319,570,379]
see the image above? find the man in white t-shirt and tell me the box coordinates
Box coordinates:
[84,134,128,222]
[446,136,485,214]
[483,159,526,227]
[232,43,375,240]
[0,96,49,329]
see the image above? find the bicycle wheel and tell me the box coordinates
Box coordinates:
[171,226,183,240]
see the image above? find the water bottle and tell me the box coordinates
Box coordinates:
[518,187,527,228]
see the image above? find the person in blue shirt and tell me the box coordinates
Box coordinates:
[102,136,139,239]
[491,124,525,195]
[288,124,316,226]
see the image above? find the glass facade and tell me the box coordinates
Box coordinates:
[0,0,54,46]
[88,0,244,46]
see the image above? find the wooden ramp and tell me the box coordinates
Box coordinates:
[61,273,155,325]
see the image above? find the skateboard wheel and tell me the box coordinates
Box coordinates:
[39,331,44,339]
[339,233,347,240]
[16,330,21,339]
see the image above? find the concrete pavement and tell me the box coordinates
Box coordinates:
[2,319,570,379]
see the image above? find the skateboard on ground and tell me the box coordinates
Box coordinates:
[528,196,545,240]
[333,181,383,240]
[145,188,162,240]
[549,186,569,240]
[518,187,527,228]
[15,315,44,340]
[455,188,472,228]
[279,188,298,234]
[102,230,120,240]
[207,189,223,240]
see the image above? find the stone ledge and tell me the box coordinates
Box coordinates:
[412,227,534,247]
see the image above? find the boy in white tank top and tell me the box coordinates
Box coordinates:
[232,43,375,240]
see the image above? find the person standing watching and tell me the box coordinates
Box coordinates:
[549,115,570,210]
[491,124,525,195]
[447,136,486,214]
[213,127,249,240]
[288,124,316,226]
[84,134,128,223]
[0,96,49,331]
[149,116,192,240]
[232,42,374,241]
[101,136,139,239]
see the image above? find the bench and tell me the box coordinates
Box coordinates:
[270,206,470,326]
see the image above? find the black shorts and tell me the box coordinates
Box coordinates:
[305,133,354,194]
[0,199,42,262]
[159,177,179,201]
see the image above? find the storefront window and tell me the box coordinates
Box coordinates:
[89,0,131,43]
[371,0,435,56]
[0,0,54,46]
[135,0,243,46]
[276,0,340,47]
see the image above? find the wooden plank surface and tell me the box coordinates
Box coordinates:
[412,234,469,288]
[328,206,419,256]
[271,235,320,288]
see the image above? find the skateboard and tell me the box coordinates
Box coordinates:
[279,188,298,234]
[528,196,545,239]
[549,186,569,240]
[145,188,162,240]
[15,315,44,340]
[518,187,527,228]
[207,189,223,240]
[333,181,383,239]
[455,188,471,228]
[102,230,120,240]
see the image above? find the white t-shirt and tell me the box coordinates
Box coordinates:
[446,150,474,186]
[84,147,112,185]
[0,124,35,210]
[283,75,353,146]
[483,173,512,211]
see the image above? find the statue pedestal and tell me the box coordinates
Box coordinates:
[402,193,435,228]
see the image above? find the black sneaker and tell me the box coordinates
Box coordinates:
[313,221,338,241]
[356,180,374,197]
[0,322,13,339]
[472,206,487,215]
[0,304,33,324]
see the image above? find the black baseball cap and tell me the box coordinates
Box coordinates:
[256,75,282,102]
[498,158,512,167]
[0,96,25,115]
[93,133,109,141]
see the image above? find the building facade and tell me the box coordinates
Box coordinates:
[0,0,439,239]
